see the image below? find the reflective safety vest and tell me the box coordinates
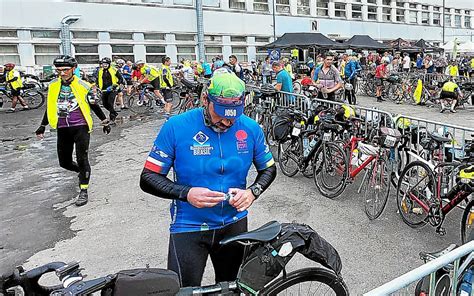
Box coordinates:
[47,77,94,132]
[284,64,293,79]
[291,49,299,59]
[7,69,23,90]
[160,65,174,88]
[442,81,459,93]
[98,67,118,90]
[447,65,459,77]
[140,64,160,81]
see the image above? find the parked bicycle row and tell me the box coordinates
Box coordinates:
[244,87,474,244]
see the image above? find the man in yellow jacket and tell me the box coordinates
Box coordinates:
[97,57,125,122]
[160,56,174,118]
[4,62,29,113]
[439,78,463,113]
[35,56,111,206]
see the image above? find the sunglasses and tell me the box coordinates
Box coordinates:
[56,68,73,73]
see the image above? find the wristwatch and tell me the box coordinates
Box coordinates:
[249,183,263,199]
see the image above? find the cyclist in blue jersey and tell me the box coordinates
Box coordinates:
[140,70,277,287]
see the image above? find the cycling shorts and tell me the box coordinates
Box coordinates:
[10,88,21,97]
[162,89,174,103]
[149,77,161,91]
[375,78,383,86]
[440,90,457,100]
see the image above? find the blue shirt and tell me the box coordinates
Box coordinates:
[202,62,212,75]
[276,69,295,102]
[122,65,132,79]
[344,60,360,79]
[145,108,274,233]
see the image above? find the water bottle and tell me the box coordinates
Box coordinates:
[459,268,473,296]
[303,138,310,157]
[308,138,318,154]
[351,149,360,166]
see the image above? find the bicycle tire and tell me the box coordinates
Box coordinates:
[23,90,45,109]
[364,155,391,220]
[460,199,474,244]
[170,90,182,112]
[396,160,435,228]
[313,142,348,199]
[261,267,349,296]
[293,81,302,94]
[278,140,299,177]
[128,93,152,114]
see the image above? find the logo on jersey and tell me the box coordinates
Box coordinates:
[235,129,248,152]
[191,131,213,155]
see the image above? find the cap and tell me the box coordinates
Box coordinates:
[207,72,246,119]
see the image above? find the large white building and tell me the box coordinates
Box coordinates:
[0,0,473,68]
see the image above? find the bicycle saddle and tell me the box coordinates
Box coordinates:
[219,221,281,245]
[429,132,451,143]
[420,244,457,261]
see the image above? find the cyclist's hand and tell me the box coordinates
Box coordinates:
[35,125,45,139]
[228,188,255,212]
[187,187,225,208]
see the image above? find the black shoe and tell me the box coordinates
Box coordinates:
[75,189,88,206]
[440,109,446,113]
[377,99,383,102]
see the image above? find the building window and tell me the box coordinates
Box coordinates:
[204,35,223,43]
[465,16,471,28]
[367,0,376,3]
[232,46,247,62]
[455,9,460,14]
[395,1,404,8]
[256,48,268,61]
[229,0,246,10]
[74,44,99,65]
[367,6,377,20]
[382,0,391,6]
[205,46,222,61]
[334,2,346,18]
[421,5,428,10]
[421,12,429,24]
[316,0,329,17]
[0,44,20,65]
[454,15,462,27]
[177,46,196,61]
[72,31,98,39]
[34,44,60,66]
[408,3,416,9]
[409,10,417,23]
[174,0,193,5]
[396,9,404,22]
[175,34,195,41]
[255,37,270,43]
[352,4,362,19]
[31,30,60,39]
[110,32,133,40]
[231,36,247,43]
[144,33,165,40]
[433,13,441,25]
[445,14,451,27]
[146,46,165,63]
[253,0,268,12]
[433,6,440,12]
[297,0,310,15]
[112,45,134,62]
[276,0,290,14]
[382,7,391,21]
[0,30,17,38]
[203,0,220,7]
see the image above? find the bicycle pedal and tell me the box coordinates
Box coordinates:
[436,227,446,236]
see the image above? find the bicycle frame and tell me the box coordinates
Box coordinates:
[344,136,376,180]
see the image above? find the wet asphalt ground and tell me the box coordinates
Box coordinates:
[0,96,472,294]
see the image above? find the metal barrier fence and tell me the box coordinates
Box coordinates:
[364,241,474,296]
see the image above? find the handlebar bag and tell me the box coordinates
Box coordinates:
[237,223,342,294]
[272,115,293,142]
[379,127,402,148]
[113,268,179,296]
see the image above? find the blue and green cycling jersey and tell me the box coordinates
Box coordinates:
[145,108,274,233]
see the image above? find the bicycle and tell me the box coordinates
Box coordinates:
[315,124,401,220]
[396,139,474,239]
[0,221,349,296]
[176,78,206,114]
[127,83,180,115]
[0,84,45,110]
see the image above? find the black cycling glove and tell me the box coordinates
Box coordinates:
[103,124,111,134]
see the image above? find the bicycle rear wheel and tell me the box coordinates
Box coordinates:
[460,199,474,244]
[278,140,299,177]
[313,142,348,199]
[261,268,349,296]
[23,90,45,109]
[396,161,435,228]
[128,93,153,114]
[170,90,182,112]
[364,155,391,220]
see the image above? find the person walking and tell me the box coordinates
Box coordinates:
[4,62,29,113]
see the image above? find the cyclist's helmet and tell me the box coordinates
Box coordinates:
[116,59,125,65]
[53,56,78,68]
[136,60,145,65]
[4,62,15,68]
[207,71,246,119]
[100,57,112,65]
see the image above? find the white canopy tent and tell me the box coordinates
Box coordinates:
[458,41,474,53]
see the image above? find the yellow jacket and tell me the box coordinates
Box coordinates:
[7,69,23,90]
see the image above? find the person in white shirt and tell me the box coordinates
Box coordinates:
[402,53,410,72]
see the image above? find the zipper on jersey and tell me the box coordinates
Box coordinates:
[218,132,225,226]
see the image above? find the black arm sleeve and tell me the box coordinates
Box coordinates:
[40,108,49,126]
[86,90,107,121]
[162,69,172,88]
[248,164,277,196]
[6,76,18,83]
[140,168,191,202]
[116,71,125,85]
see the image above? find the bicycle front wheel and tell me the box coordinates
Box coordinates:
[170,90,182,112]
[261,268,349,296]
[461,199,474,244]
[23,90,45,109]
[313,142,348,199]
[278,140,300,177]
[396,160,436,228]
[128,93,152,114]
[364,155,391,220]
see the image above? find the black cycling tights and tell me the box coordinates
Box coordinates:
[167,217,247,287]
[57,125,91,189]
[101,91,118,121]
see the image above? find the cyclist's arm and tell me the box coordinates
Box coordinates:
[247,165,276,197]
[162,70,172,88]
[6,76,18,83]
[251,125,277,197]
[40,108,49,126]
[87,90,107,121]
[115,71,125,85]
[140,169,190,201]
